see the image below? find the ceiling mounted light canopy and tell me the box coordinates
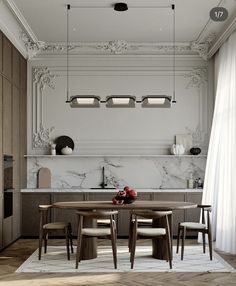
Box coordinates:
[106,96,136,108]
[141,96,172,108]
[68,96,100,108]
[114,2,128,11]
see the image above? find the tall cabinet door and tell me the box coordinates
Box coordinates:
[12,86,21,239]
[0,75,3,249]
[3,78,12,155]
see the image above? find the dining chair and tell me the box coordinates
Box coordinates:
[129,210,172,269]
[128,213,152,252]
[38,205,73,260]
[176,204,212,260]
[75,210,118,269]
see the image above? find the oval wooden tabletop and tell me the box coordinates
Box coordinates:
[52,200,197,210]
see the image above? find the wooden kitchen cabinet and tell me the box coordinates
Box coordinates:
[2,35,12,80]
[52,193,84,236]
[21,194,51,236]
[0,31,27,249]
[3,78,12,155]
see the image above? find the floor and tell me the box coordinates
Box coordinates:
[0,239,236,286]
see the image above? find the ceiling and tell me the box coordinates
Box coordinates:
[9,0,236,43]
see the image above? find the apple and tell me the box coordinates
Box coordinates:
[123,186,130,194]
[128,189,137,198]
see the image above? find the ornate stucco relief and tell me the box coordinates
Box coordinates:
[190,33,216,60]
[184,67,208,89]
[96,40,129,54]
[32,67,56,149]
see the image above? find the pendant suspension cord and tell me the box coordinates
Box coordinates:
[66,4,70,103]
[172,4,176,103]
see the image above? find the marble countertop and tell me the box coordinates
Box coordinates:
[21,188,203,193]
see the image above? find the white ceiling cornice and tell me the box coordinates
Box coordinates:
[3,0,236,60]
[208,12,236,58]
[5,0,38,42]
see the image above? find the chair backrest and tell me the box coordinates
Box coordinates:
[132,210,172,220]
[198,204,212,229]
[76,210,118,219]
[38,205,53,231]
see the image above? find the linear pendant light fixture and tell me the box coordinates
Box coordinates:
[65,3,176,108]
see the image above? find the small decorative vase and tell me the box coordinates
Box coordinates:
[61,146,73,155]
[170,144,185,155]
[51,144,56,156]
[190,147,201,155]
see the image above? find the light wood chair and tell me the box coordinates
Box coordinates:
[129,210,172,269]
[38,205,73,260]
[176,204,212,260]
[75,210,118,269]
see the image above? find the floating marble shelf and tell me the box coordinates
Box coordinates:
[24,154,207,158]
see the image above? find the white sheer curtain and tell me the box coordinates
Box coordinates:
[201,30,236,254]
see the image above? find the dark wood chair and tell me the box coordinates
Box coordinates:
[38,205,73,260]
[129,210,172,269]
[176,204,212,260]
[75,210,118,269]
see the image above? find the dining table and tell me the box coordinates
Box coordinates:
[52,200,197,260]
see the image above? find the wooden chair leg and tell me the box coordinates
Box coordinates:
[38,229,43,260]
[76,217,83,269]
[181,227,186,260]
[68,223,73,254]
[202,231,206,253]
[44,231,48,254]
[166,236,172,269]
[176,224,181,253]
[130,224,137,269]
[128,213,133,252]
[65,227,70,260]
[208,231,213,260]
[110,221,117,269]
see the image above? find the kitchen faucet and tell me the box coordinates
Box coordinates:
[100,166,107,189]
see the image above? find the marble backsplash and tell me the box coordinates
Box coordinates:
[27,156,206,189]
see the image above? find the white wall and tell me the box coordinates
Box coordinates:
[26,54,213,188]
[27,54,213,155]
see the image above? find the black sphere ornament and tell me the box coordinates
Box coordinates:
[190,147,201,155]
[114,3,128,11]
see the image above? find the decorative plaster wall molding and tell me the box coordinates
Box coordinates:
[185,67,208,89]
[33,123,55,149]
[96,40,129,54]
[20,32,45,59]
[190,33,216,60]
[25,41,194,57]
[32,67,56,93]
[32,66,56,149]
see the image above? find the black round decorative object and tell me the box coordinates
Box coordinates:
[54,136,74,155]
[190,147,201,155]
[114,2,128,11]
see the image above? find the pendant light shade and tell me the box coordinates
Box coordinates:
[68,96,100,108]
[106,96,136,108]
[141,96,172,108]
